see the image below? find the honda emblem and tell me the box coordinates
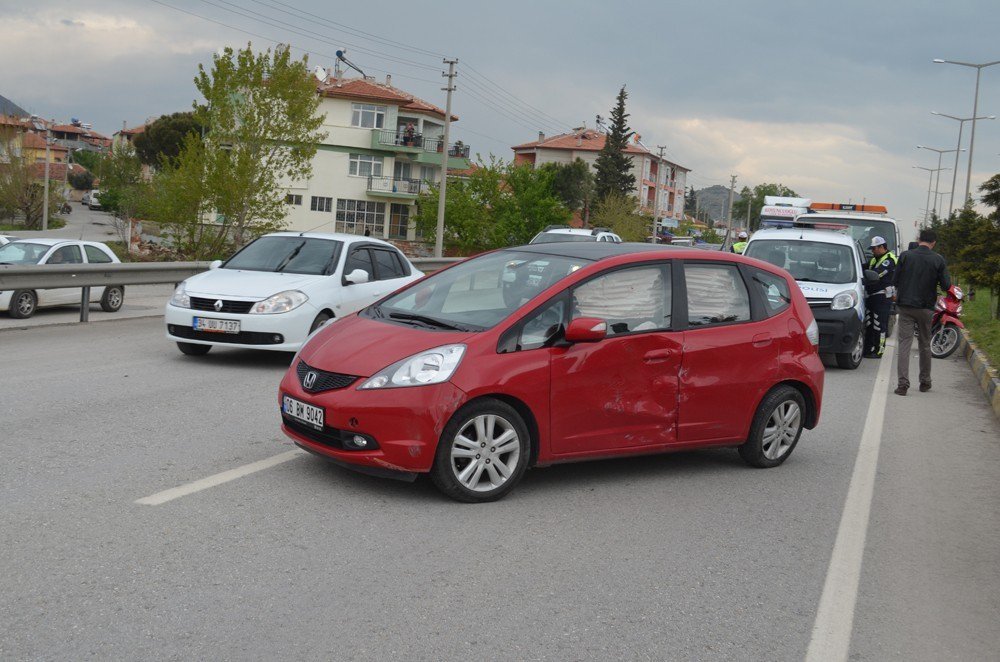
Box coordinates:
[303,371,317,390]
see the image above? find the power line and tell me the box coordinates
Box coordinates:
[462,62,574,130]
[459,75,566,134]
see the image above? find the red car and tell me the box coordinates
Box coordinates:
[279,243,824,502]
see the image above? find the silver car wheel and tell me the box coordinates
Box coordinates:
[16,292,35,316]
[851,333,864,364]
[107,288,123,309]
[762,401,802,460]
[450,414,521,493]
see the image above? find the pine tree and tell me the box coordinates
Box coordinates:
[594,86,636,200]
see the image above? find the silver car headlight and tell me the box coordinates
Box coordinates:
[359,345,466,389]
[169,283,190,308]
[250,290,308,314]
[831,291,858,311]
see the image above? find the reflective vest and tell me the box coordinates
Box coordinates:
[732,241,748,254]
[867,251,897,296]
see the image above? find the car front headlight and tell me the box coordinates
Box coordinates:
[250,290,308,314]
[359,344,466,389]
[170,283,190,308]
[831,291,858,310]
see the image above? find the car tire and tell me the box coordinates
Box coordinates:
[309,312,332,334]
[738,385,806,468]
[430,398,531,503]
[177,342,211,356]
[9,290,37,319]
[100,286,125,312]
[836,333,864,370]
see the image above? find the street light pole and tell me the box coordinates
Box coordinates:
[933,58,1000,204]
[913,165,948,225]
[917,145,963,218]
[930,111,995,217]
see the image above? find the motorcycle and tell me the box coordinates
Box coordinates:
[58,201,72,215]
[930,285,964,359]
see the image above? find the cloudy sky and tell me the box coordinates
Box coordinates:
[3,0,999,231]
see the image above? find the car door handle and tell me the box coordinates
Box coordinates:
[643,349,674,363]
[752,333,772,347]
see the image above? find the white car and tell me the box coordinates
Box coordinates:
[88,190,101,210]
[165,232,424,355]
[0,239,124,319]
[530,226,623,244]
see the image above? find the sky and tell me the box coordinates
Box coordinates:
[3,0,999,233]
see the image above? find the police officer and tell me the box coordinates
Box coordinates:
[731,231,749,254]
[864,236,896,358]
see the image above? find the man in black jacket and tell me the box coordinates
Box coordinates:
[892,228,951,395]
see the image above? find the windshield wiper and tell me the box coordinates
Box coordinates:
[795,277,824,283]
[273,241,306,272]
[388,312,472,332]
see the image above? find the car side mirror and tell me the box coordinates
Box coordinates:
[344,268,370,285]
[209,259,223,270]
[863,269,879,284]
[564,317,607,343]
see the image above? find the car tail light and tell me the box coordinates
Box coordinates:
[806,319,820,346]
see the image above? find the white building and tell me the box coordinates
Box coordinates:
[283,76,470,241]
[511,128,689,225]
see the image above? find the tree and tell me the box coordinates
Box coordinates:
[540,158,594,215]
[132,111,204,167]
[594,86,636,200]
[96,143,145,249]
[71,149,102,173]
[191,43,326,246]
[68,168,94,191]
[414,157,571,254]
[0,130,63,229]
[684,186,697,216]
[589,193,648,242]
[731,182,799,230]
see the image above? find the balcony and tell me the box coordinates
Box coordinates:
[371,129,424,153]
[367,175,422,199]
[370,130,472,168]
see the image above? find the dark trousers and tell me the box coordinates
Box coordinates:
[864,294,892,357]
[896,306,934,389]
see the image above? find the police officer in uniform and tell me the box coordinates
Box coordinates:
[731,231,749,254]
[864,236,896,358]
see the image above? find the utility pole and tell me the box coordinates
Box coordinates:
[42,129,51,232]
[653,146,666,241]
[726,174,737,238]
[434,58,458,259]
[746,191,752,230]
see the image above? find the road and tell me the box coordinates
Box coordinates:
[11,204,123,243]
[1,317,998,660]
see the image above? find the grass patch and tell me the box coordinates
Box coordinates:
[0,217,67,231]
[963,290,1000,367]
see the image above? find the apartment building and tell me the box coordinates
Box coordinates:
[512,128,689,225]
[283,76,470,241]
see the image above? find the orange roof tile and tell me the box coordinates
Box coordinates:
[318,77,457,121]
[21,132,69,151]
[512,128,650,155]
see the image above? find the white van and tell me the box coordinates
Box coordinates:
[744,227,877,369]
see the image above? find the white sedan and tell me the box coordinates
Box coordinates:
[164,232,424,355]
[0,239,124,318]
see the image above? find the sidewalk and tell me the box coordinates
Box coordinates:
[0,284,172,331]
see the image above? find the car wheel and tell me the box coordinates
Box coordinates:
[931,323,960,359]
[177,342,211,356]
[738,385,806,468]
[100,286,125,312]
[9,290,36,319]
[309,312,332,334]
[836,333,864,369]
[430,399,531,503]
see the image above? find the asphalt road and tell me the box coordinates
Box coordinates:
[1,318,998,660]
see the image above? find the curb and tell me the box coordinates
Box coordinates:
[959,329,1000,422]
[0,312,162,333]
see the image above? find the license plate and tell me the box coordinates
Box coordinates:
[193,317,240,334]
[283,395,324,430]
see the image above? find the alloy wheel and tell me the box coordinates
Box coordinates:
[851,333,864,365]
[450,414,521,493]
[107,288,123,309]
[762,401,802,460]
[16,293,34,316]
[932,326,959,356]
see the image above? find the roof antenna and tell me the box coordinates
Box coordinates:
[336,49,369,79]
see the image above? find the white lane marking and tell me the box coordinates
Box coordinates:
[135,449,306,506]
[805,341,896,662]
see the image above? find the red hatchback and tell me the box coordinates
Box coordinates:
[279,243,824,502]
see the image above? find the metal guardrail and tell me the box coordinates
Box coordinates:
[0,262,211,322]
[0,259,464,323]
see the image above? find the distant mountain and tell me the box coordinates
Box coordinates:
[692,185,742,222]
[0,94,28,117]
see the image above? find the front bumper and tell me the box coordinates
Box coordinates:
[278,367,467,475]
[164,301,318,352]
[810,305,863,354]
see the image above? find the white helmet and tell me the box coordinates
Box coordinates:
[870,236,887,248]
[738,231,748,240]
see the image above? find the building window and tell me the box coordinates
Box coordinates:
[389,203,410,239]
[286,194,302,205]
[310,196,333,212]
[419,165,437,184]
[349,153,384,177]
[336,199,386,236]
[351,103,387,129]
